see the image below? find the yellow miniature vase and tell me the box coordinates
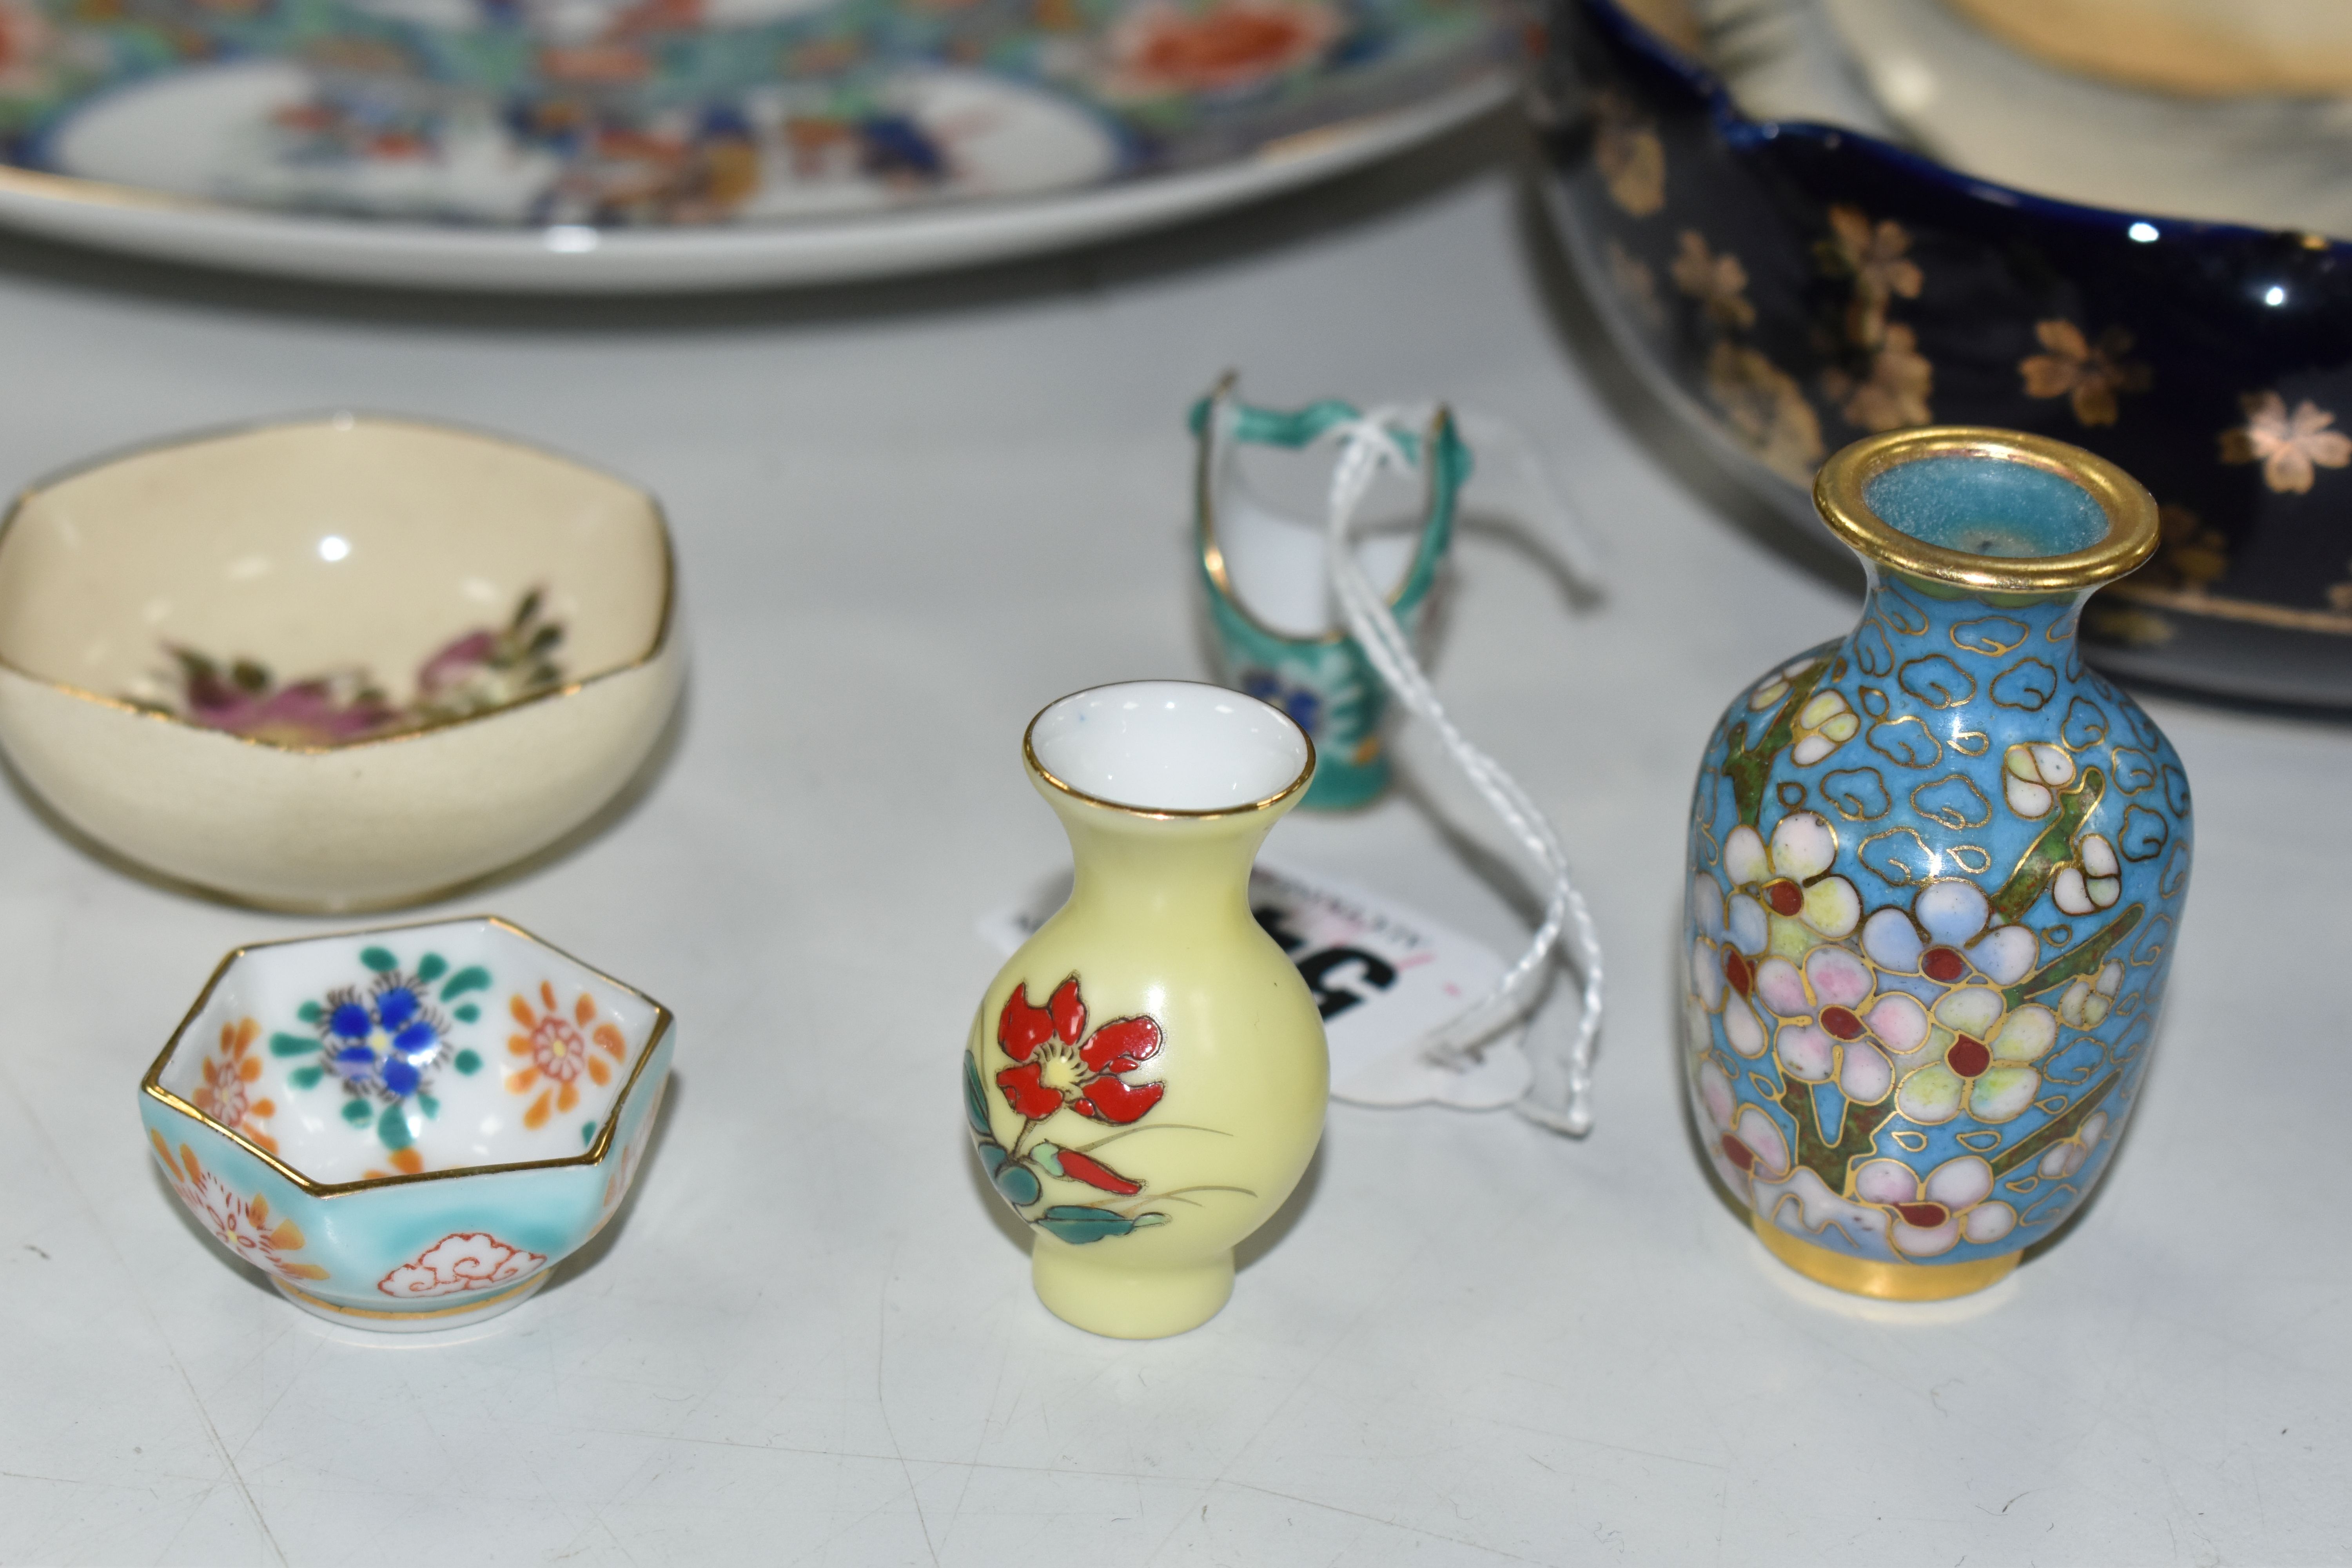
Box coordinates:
[965,680,1329,1338]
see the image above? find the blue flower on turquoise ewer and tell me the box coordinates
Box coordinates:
[1190,377,1467,810]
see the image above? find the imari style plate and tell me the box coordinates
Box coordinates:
[0,0,1513,289]
[141,917,675,1331]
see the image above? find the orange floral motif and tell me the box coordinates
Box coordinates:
[1812,205,1932,431]
[1815,205,1922,349]
[2220,390,2352,494]
[1827,322,1935,432]
[1670,230,1755,330]
[2019,320,2151,427]
[506,983,628,1130]
[1706,341,1826,486]
[149,1130,328,1281]
[1593,90,1665,218]
[190,1017,277,1153]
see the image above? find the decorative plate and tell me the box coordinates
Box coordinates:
[0,0,1514,290]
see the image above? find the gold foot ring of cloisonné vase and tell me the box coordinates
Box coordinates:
[1749,1214,2018,1301]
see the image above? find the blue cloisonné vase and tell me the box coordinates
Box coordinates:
[1682,428,2193,1300]
[1191,379,1466,810]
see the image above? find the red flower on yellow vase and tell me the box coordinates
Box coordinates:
[506,983,628,1130]
[191,1016,278,1153]
[148,1130,329,1281]
[995,976,1165,1124]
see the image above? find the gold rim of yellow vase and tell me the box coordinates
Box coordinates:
[1749,1212,2019,1301]
[1022,680,1317,822]
[1813,426,2158,595]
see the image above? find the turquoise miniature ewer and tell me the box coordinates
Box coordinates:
[1190,378,1467,809]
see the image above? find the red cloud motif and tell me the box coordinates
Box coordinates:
[379,1232,547,1299]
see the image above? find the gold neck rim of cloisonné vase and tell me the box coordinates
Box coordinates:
[1023,682,1317,822]
[1813,426,2158,595]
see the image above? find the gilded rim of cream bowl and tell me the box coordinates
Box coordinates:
[1812,425,2159,596]
[0,412,678,756]
[1023,678,1318,822]
[141,913,674,1200]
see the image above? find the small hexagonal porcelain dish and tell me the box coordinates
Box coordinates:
[0,414,681,910]
[140,916,675,1332]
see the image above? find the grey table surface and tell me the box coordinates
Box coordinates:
[1,115,2345,1568]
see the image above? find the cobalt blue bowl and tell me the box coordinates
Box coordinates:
[1532,0,2352,709]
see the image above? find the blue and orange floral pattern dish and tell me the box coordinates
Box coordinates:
[141,916,674,1331]
[0,0,1512,233]
[1682,427,2191,1299]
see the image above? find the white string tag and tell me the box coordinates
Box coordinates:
[1320,407,1606,1136]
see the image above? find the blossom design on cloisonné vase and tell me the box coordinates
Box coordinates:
[966,975,1252,1245]
[270,946,493,1174]
[148,1131,328,1282]
[505,982,630,1145]
[1682,577,2190,1267]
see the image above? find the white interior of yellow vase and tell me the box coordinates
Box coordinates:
[1032,680,1309,812]
[0,417,668,724]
